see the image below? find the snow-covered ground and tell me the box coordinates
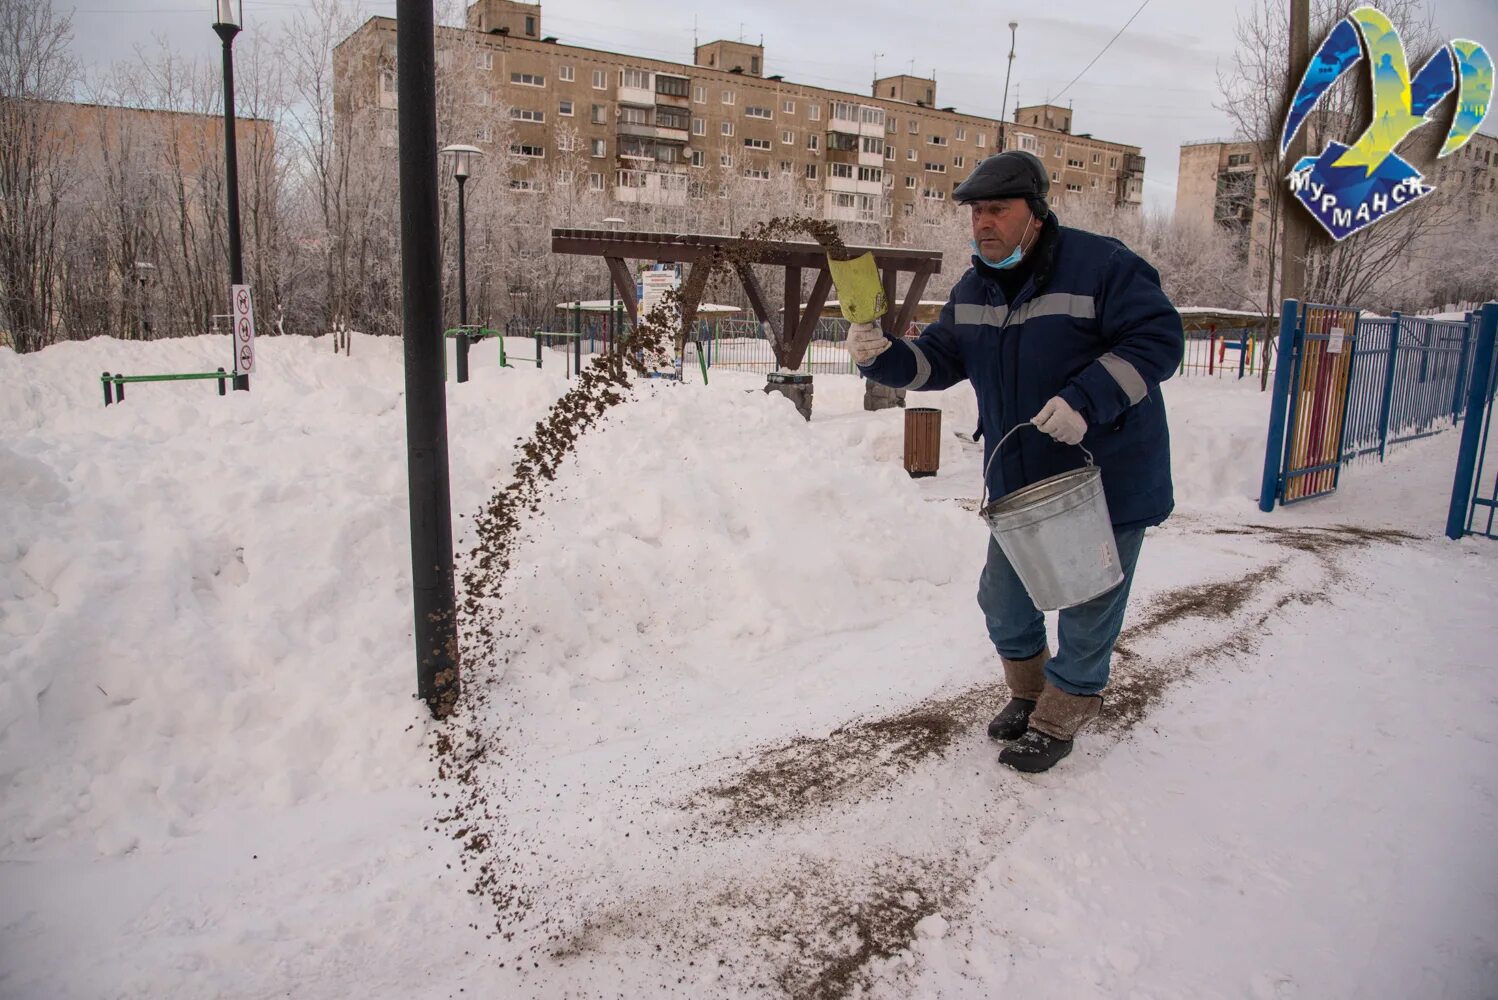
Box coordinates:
[3,333,1496,999]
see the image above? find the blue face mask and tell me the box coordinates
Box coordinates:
[972,217,1036,270]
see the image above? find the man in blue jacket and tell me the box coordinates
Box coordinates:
[849,150,1184,773]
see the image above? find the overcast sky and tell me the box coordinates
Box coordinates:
[66,0,1498,214]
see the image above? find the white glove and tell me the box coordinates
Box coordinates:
[1033,396,1087,446]
[846,321,892,365]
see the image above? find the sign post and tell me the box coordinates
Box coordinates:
[231,283,256,386]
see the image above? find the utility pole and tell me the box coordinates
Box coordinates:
[397,0,460,717]
[1280,0,1311,306]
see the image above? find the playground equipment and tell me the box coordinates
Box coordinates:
[102,368,230,405]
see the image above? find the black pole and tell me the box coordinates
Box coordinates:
[397,0,460,717]
[455,173,470,384]
[214,19,249,393]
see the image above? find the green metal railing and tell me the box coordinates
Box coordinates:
[101,369,229,405]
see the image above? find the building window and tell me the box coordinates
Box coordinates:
[955,126,967,141]
[691,117,705,136]
[591,104,607,124]
[656,75,689,97]
[905,176,917,189]
[691,150,705,167]
[927,134,947,146]
[1017,133,1037,152]
[887,117,897,133]
[1227,153,1252,167]
[475,51,493,70]
[510,178,543,192]
[908,120,919,134]
[923,188,945,200]
[524,14,535,35]
[1036,142,1046,157]
[806,134,819,151]
[830,162,854,179]
[559,99,574,117]
[693,85,706,103]
[746,106,773,119]
[510,143,545,158]
[620,107,648,125]
[783,99,796,114]
[511,108,545,123]
[780,159,793,174]
[720,153,734,167]
[1108,155,1118,169]
[657,106,688,130]
[588,172,603,190]
[1091,178,1099,188]
[511,72,545,87]
[833,192,856,208]
[559,64,574,82]
[907,148,917,161]
[744,167,769,180]
[1092,153,1102,165]
[722,89,735,105]
[1066,182,1083,192]
[827,131,858,151]
[721,121,734,136]
[475,125,492,142]
[804,163,818,179]
[807,103,820,121]
[781,129,794,144]
[591,138,606,157]
[1067,157,1084,168]
[832,101,856,122]
[558,133,576,152]
[751,55,760,74]
[621,68,649,89]
[924,162,946,173]
[861,136,883,156]
[858,166,882,183]
[885,145,895,160]
[744,137,771,150]
[976,133,986,148]
[592,70,606,89]
[861,106,885,127]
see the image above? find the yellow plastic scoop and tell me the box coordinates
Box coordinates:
[827,252,887,324]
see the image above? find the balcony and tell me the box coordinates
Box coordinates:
[614,169,688,206]
[617,84,654,107]
[617,120,689,144]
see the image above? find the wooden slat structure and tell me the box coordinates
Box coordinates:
[550,228,943,371]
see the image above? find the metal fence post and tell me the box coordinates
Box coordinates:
[1446,303,1498,540]
[1376,310,1402,461]
[102,373,113,406]
[1452,311,1475,419]
[1259,299,1301,512]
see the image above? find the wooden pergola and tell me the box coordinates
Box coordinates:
[550,228,943,371]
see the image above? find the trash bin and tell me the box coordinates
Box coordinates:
[904,407,941,477]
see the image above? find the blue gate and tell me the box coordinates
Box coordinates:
[1262,300,1481,512]
[1447,302,1498,540]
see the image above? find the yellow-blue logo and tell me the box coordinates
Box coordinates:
[1282,6,1491,240]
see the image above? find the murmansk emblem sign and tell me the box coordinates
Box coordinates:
[1281,6,1492,240]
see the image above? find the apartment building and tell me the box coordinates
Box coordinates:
[1004,103,1147,207]
[1178,132,1498,290]
[333,0,1145,223]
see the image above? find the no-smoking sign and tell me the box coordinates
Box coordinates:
[231,284,256,374]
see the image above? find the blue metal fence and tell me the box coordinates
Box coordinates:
[1447,302,1498,540]
[1261,300,1482,511]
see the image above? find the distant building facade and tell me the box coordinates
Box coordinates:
[333,0,1145,223]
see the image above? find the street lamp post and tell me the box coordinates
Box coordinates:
[999,21,1018,152]
[212,0,248,391]
[440,144,483,383]
[602,216,624,353]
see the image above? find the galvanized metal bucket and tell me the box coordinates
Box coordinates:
[978,422,1123,611]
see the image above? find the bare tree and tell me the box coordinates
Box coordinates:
[0,0,77,352]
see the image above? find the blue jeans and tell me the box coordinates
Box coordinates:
[976,526,1147,696]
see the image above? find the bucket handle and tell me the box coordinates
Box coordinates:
[980,421,1096,509]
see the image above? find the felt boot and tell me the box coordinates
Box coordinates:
[987,648,1049,741]
[999,681,1102,773]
